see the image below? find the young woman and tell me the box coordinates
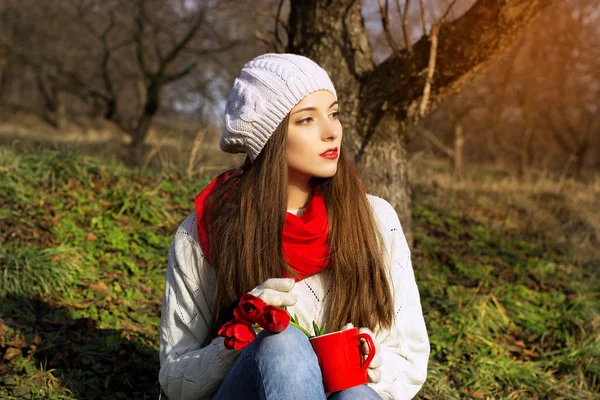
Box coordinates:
[158,53,430,400]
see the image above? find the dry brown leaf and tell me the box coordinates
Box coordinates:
[89,281,109,292]
[121,321,142,332]
[121,321,151,335]
[71,301,94,309]
[468,389,485,399]
[7,336,25,348]
[3,347,22,361]
[0,316,8,334]
[31,331,41,345]
[0,317,8,347]
[86,232,98,241]
[522,348,540,358]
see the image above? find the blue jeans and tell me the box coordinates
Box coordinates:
[210,326,382,400]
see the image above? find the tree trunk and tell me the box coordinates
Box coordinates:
[127,81,160,164]
[453,122,464,182]
[288,0,414,242]
[288,0,556,245]
[358,117,413,245]
[35,72,59,129]
[0,58,6,105]
[518,105,536,182]
[573,141,589,179]
[55,91,66,131]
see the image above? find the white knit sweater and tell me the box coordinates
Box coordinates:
[158,194,430,400]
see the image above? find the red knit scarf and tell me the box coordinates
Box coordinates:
[194,169,331,281]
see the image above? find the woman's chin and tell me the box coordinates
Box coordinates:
[312,167,338,179]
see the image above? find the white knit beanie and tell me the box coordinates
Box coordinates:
[219,53,338,163]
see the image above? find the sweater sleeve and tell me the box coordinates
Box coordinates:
[158,225,241,400]
[369,199,430,400]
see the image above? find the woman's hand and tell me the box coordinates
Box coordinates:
[248,278,297,307]
[342,323,382,383]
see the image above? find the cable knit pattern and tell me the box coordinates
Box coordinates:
[159,194,430,400]
[220,53,338,162]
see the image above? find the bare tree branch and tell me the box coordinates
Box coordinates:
[417,126,454,158]
[418,0,427,35]
[378,0,402,56]
[155,0,208,78]
[134,0,151,79]
[182,39,247,56]
[541,110,576,153]
[417,0,461,120]
[364,0,557,126]
[0,30,113,104]
[274,0,287,47]
[255,29,285,53]
[164,62,198,83]
[398,0,412,55]
[419,22,439,118]
[441,0,459,22]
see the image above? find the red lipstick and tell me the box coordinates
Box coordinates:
[320,147,338,159]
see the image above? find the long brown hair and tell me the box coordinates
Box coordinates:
[202,114,394,346]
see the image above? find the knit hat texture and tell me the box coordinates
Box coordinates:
[219,53,337,162]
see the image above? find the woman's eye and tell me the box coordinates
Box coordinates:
[297,112,340,125]
[298,117,313,125]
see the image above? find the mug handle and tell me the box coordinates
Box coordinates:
[356,333,376,375]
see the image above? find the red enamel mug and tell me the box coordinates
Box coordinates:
[309,327,376,393]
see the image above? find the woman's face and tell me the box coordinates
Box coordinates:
[286,90,343,183]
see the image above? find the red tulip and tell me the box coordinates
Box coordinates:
[259,305,291,333]
[218,319,256,350]
[234,294,267,325]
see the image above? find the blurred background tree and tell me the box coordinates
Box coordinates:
[0,0,598,238]
[0,0,260,159]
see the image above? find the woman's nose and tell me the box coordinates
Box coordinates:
[322,118,341,140]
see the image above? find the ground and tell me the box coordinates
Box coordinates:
[0,145,598,399]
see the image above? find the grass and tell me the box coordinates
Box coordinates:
[0,243,82,299]
[409,157,599,399]
[0,144,598,399]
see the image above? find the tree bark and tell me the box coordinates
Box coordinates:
[453,122,464,182]
[288,0,556,245]
[0,58,6,104]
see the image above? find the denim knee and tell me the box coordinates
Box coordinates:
[254,325,316,364]
[211,326,326,400]
[328,384,382,400]
[253,325,322,383]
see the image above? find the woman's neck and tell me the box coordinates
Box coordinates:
[287,182,313,210]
